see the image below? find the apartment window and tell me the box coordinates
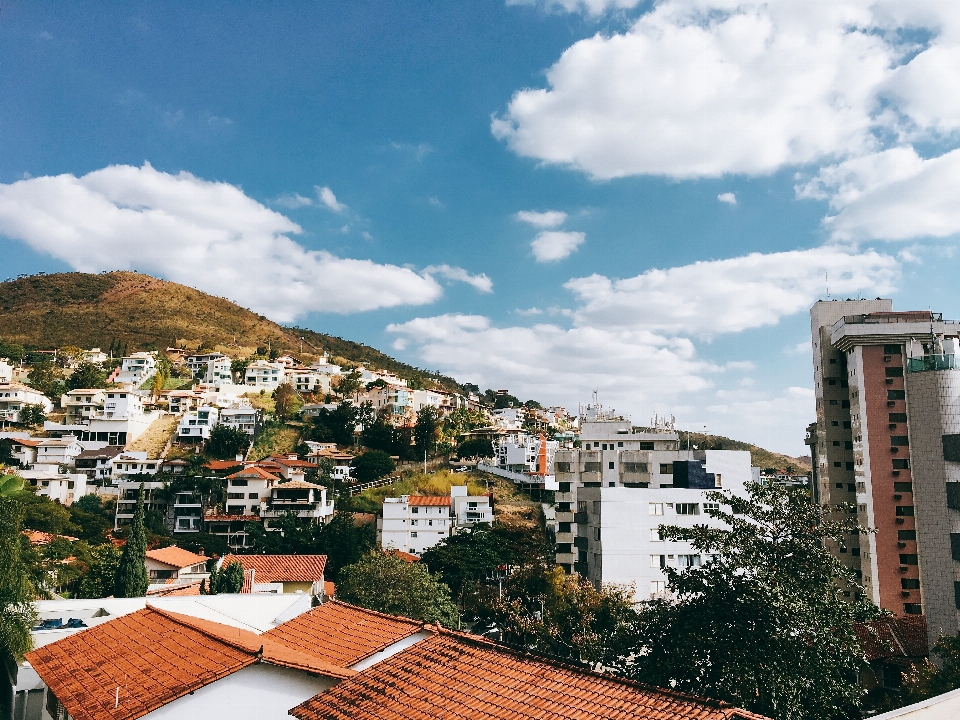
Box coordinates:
[594,528,601,541]
[618,442,623,447]
[844,441,853,450]
[558,482,571,493]
[677,554,701,568]
[832,421,839,426]
[428,519,434,526]
[845,462,855,470]
[608,461,615,470]
[650,527,664,542]
[638,442,654,450]
[856,482,865,493]
[895,506,915,517]
[411,532,417,538]
[828,379,836,385]
[583,462,602,472]
[623,462,648,473]
[676,503,700,515]
[411,519,418,526]
[650,580,666,594]
[556,462,572,473]
[834,462,842,468]
[227,493,244,500]
[830,400,838,406]
[944,434,960,462]
[649,503,664,516]
[659,463,674,475]
[894,482,913,493]
[829,358,837,364]
[558,522,571,533]
[893,459,910,469]
[843,421,851,429]
[904,604,923,615]
[411,507,419,514]
[899,554,919,565]
[833,441,841,447]
[584,443,591,450]
[898,530,917,541]
[703,502,720,513]
[888,390,905,400]
[886,367,904,378]
[891,436,910,446]
[884,344,902,355]
[889,413,907,423]
[902,579,920,589]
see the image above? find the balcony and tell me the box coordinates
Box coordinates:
[574,511,588,524]
[907,354,959,373]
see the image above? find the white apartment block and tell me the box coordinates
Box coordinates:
[20,470,89,505]
[186,353,233,384]
[260,479,335,529]
[115,480,167,530]
[245,360,286,390]
[0,384,54,423]
[34,437,84,469]
[219,406,265,439]
[0,359,13,385]
[110,451,161,480]
[225,467,278,517]
[115,352,157,385]
[82,348,108,364]
[61,389,107,425]
[491,407,525,431]
[289,369,331,395]
[48,389,158,448]
[177,406,220,442]
[379,495,452,555]
[450,486,492,528]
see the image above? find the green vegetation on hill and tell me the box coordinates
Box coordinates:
[0,271,458,391]
[667,430,811,474]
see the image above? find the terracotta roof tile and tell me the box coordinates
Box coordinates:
[25,607,256,720]
[226,466,280,481]
[291,631,772,720]
[856,615,928,661]
[265,600,423,667]
[387,549,420,562]
[11,438,42,447]
[222,554,327,583]
[145,546,209,569]
[146,581,203,597]
[275,479,323,490]
[23,530,79,545]
[407,495,451,506]
[205,460,245,472]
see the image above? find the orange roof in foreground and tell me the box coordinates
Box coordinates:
[291,631,772,720]
[222,554,327,583]
[145,545,209,569]
[407,495,451,506]
[25,606,356,720]
[264,600,423,667]
[226,465,280,481]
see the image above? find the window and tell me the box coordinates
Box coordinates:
[677,554,701,567]
[888,390,905,400]
[558,482,571,493]
[583,462,602,472]
[846,462,855,470]
[659,463,674,475]
[227,493,244,500]
[608,461,615,470]
[894,482,913,493]
[558,522,571,533]
[623,462,648,473]
[944,434,960,462]
[834,462,842,468]
[891,436,910,446]
[585,443,591,450]
[638,442,654,450]
[886,367,904,378]
[832,420,839,426]
[411,531,417,538]
[649,503,664,516]
[904,604,923,615]
[618,441,623,447]
[884,344,902,355]
[828,379,836,385]
[556,462,571,473]
[896,506,915,517]
[893,459,910,469]
[650,555,666,568]
[829,358,837,364]
[231,479,247,486]
[703,502,720,513]
[833,441,840,447]
[902,578,920,589]
[676,503,700,515]
[898,530,916,541]
[594,528,601,540]
[248,492,259,499]
[411,507,419,514]
[650,580,666,594]
[411,519,418,526]
[900,554,919,565]
[601,444,608,450]
[830,400,838,406]
[650,527,664,542]
[428,519,434,526]
[843,421,851,429]
[889,413,908,423]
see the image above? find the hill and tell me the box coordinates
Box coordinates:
[670,430,812,475]
[0,271,459,390]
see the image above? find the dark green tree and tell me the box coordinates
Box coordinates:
[626,482,877,720]
[76,544,122,599]
[0,438,15,466]
[337,552,458,627]
[206,424,251,460]
[17,404,47,427]
[202,560,244,594]
[68,495,113,544]
[273,382,301,421]
[114,483,148,598]
[26,361,64,399]
[176,532,228,558]
[350,450,395,483]
[414,406,439,458]
[0,340,26,363]
[0,499,37,660]
[310,402,358,446]
[66,361,108,391]
[456,438,494,459]
[900,633,960,705]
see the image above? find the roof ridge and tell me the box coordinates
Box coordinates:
[145,605,263,656]
[321,599,426,628]
[427,627,751,713]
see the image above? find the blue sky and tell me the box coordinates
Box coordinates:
[4,1,960,454]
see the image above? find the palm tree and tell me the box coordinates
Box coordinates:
[0,474,26,499]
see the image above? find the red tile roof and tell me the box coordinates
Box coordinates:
[264,600,423,667]
[146,581,203,597]
[23,530,79,545]
[226,466,280,481]
[856,615,928,661]
[11,437,42,447]
[145,545,209,569]
[387,549,420,563]
[222,554,327,583]
[290,631,771,720]
[407,495,451,506]
[205,459,245,471]
[25,606,358,720]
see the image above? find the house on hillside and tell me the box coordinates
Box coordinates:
[378,494,453,555]
[73,445,125,481]
[261,479,334,529]
[177,406,220,442]
[0,383,54,424]
[0,358,13,385]
[186,352,232,384]
[7,437,41,466]
[244,359,286,390]
[114,480,167,530]
[20,470,89,505]
[34,437,84,469]
[110,451,160,481]
[60,388,107,424]
[220,554,327,595]
[114,351,157,385]
[145,546,210,587]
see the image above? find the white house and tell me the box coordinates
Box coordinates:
[34,437,84,469]
[19,470,89,505]
[219,406,265,439]
[491,407,525,431]
[110,451,161,480]
[289,368,331,395]
[145,546,210,586]
[310,355,342,376]
[450,486,492,528]
[378,494,452,555]
[245,360,286,390]
[224,466,279,517]
[47,388,158,448]
[7,437,41,466]
[0,383,54,423]
[82,347,108,364]
[0,359,13,385]
[114,352,157,385]
[73,445,126,481]
[177,406,221,442]
[261,479,335,530]
[60,388,107,424]
[186,353,232,383]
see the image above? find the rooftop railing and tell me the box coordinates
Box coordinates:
[907,354,959,373]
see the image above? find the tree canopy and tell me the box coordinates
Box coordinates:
[309,401,358,446]
[337,552,458,628]
[0,498,37,660]
[114,483,148,598]
[351,450,395,483]
[206,424,251,460]
[66,361,108,391]
[626,481,877,720]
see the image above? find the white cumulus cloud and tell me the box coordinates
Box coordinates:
[506,0,643,16]
[316,185,346,213]
[718,192,737,205]
[421,264,494,293]
[0,163,445,322]
[531,230,585,262]
[515,210,568,228]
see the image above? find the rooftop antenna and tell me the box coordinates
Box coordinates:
[825,271,830,299]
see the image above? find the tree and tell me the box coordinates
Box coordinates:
[206,424,251,460]
[17,404,47,427]
[900,633,960,705]
[150,355,172,401]
[0,499,37,661]
[0,474,26,499]
[625,482,877,720]
[414,406,440,458]
[202,560,244,594]
[19,494,76,535]
[337,552,458,628]
[68,495,113,544]
[0,438,15,466]
[310,401,358,446]
[334,369,363,400]
[114,483,148,598]
[230,358,249,381]
[177,532,229,558]
[66,361,108,391]
[76,544,122,598]
[0,340,26,363]
[350,450,395,483]
[273,382,301,420]
[26,361,64,399]
[456,438,494,459]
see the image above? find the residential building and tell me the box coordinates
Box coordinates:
[114,351,157,385]
[306,448,354,482]
[220,554,327,595]
[7,437,40,466]
[34,437,84,469]
[177,405,220,442]
[115,480,167,530]
[479,433,558,491]
[310,355,342,376]
[145,546,210,585]
[73,445,123,483]
[20,470,88,505]
[491,407,525,430]
[378,495,452,555]
[47,387,158,446]
[82,347,108,364]
[168,386,206,413]
[810,299,960,647]
[186,352,232,383]
[0,383,54,423]
[225,466,278,516]
[450,485,493,528]
[205,512,262,551]
[110,451,161,480]
[261,479,334,529]
[258,454,315,481]
[0,359,13,385]
[245,359,286,389]
[289,368,332,395]
[60,388,107,424]
[220,406,265,439]
[169,489,204,533]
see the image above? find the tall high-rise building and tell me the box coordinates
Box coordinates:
[811,299,960,644]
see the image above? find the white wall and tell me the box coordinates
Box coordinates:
[144,663,336,720]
